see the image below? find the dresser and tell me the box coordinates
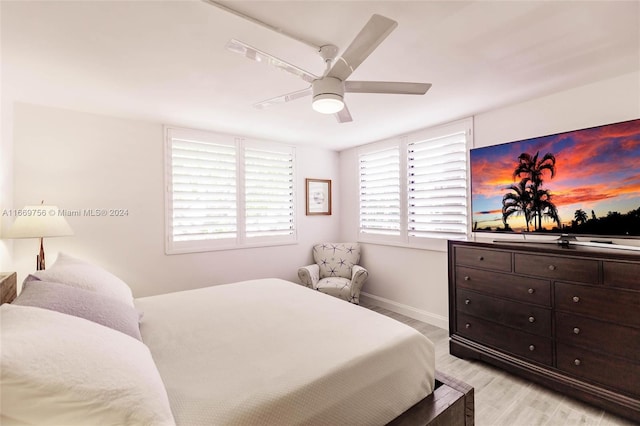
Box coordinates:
[448,240,640,422]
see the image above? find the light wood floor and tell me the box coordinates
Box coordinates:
[364,304,637,426]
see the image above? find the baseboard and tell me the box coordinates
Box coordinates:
[360,292,448,330]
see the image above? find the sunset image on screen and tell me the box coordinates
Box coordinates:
[470,119,640,236]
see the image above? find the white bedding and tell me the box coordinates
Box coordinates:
[136,278,435,426]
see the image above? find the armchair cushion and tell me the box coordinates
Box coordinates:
[315,277,352,302]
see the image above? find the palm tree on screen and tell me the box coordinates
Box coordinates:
[502,178,533,231]
[574,209,588,225]
[512,151,560,231]
[533,188,561,228]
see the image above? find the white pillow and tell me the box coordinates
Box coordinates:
[0,304,175,426]
[14,280,142,340]
[31,252,134,307]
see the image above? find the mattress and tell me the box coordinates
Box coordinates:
[135,278,435,426]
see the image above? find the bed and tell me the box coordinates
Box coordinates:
[0,254,473,425]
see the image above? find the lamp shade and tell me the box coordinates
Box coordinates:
[4,205,74,239]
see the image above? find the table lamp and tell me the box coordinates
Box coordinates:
[4,204,74,270]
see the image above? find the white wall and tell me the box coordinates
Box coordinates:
[473,72,640,149]
[1,0,17,269]
[10,103,340,296]
[339,71,640,330]
[0,99,14,271]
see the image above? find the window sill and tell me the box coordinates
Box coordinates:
[357,235,466,253]
[165,238,298,255]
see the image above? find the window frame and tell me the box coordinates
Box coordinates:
[164,127,297,254]
[357,118,473,251]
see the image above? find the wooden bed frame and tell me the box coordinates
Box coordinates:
[0,272,474,425]
[389,370,474,426]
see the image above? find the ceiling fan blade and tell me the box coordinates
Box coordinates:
[226,39,318,84]
[345,81,432,95]
[335,104,353,123]
[253,86,313,109]
[327,14,397,81]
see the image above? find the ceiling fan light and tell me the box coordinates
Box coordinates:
[312,94,344,114]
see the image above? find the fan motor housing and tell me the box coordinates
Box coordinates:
[312,77,344,100]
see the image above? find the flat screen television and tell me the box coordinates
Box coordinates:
[470,118,640,242]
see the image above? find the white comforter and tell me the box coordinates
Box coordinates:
[136,278,435,426]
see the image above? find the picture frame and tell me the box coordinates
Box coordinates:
[305,178,332,215]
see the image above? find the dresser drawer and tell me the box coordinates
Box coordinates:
[604,261,640,290]
[555,282,640,328]
[557,343,640,398]
[456,312,552,366]
[456,266,551,306]
[455,247,511,272]
[457,289,551,337]
[556,312,640,360]
[514,254,598,283]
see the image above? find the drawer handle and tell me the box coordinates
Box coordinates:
[465,323,471,329]
[464,276,471,281]
[573,327,581,334]
[465,299,471,305]
[548,264,556,271]
[529,345,535,351]
[574,359,581,366]
[572,296,580,303]
[528,316,536,323]
[528,288,535,294]
[478,256,484,261]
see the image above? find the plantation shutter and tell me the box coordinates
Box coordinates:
[359,147,401,236]
[244,146,295,238]
[169,136,237,243]
[166,128,297,254]
[408,131,467,240]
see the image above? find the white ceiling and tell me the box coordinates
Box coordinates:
[2,1,639,151]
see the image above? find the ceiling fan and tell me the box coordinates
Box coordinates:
[225,14,432,123]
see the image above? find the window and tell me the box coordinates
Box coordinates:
[358,118,472,247]
[165,128,295,254]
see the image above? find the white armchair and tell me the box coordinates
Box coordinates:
[297,243,369,304]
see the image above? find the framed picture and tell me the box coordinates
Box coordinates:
[305,178,332,215]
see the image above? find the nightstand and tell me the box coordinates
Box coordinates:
[1,272,17,304]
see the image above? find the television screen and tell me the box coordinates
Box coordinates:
[470,118,640,238]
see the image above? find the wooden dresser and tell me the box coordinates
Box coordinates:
[448,240,640,422]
